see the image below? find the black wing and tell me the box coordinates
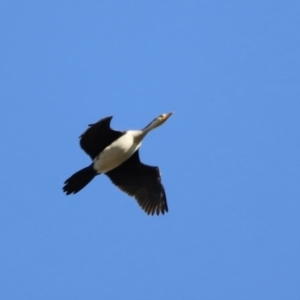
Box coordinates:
[79,116,124,160]
[105,151,168,215]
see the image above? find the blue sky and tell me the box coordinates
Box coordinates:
[1,1,299,299]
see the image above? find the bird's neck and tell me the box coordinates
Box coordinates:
[142,120,159,136]
[129,121,158,144]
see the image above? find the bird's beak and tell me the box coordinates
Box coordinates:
[163,112,174,120]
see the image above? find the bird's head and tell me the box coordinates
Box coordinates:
[156,112,174,125]
[143,112,174,132]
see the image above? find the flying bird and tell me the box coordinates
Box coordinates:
[63,113,173,215]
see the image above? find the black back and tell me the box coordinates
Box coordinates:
[79,116,124,160]
[106,151,168,215]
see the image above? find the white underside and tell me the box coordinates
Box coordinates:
[93,133,142,173]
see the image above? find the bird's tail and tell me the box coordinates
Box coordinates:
[63,164,97,195]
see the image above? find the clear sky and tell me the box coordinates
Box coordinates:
[1,1,299,299]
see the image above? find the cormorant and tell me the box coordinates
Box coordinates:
[63,113,173,215]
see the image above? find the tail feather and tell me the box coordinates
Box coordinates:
[63,165,97,195]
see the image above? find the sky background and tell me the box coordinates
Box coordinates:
[1,1,299,299]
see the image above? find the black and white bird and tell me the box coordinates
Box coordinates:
[63,113,173,215]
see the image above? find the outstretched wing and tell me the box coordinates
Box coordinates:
[105,151,168,215]
[79,116,124,160]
